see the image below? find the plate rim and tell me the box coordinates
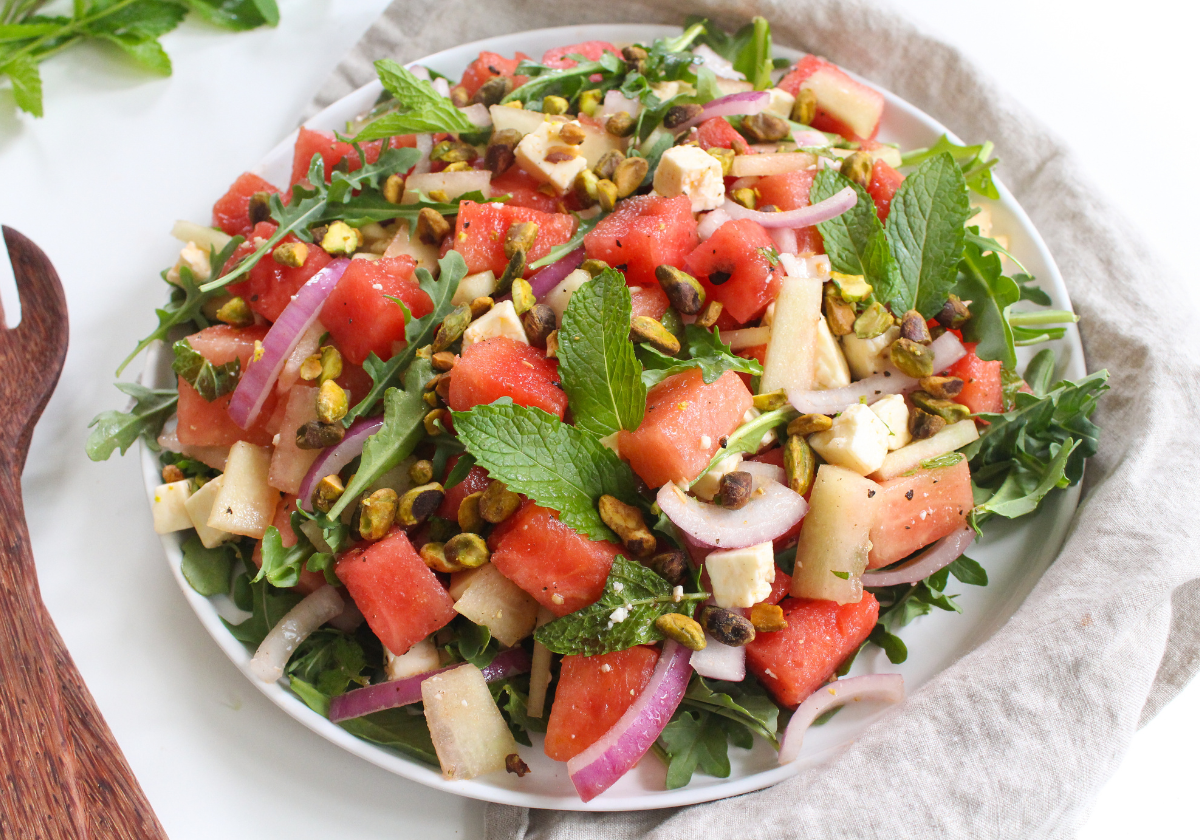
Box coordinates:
[142,22,1086,811]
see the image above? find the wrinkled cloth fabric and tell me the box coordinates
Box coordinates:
[310,1,1200,837]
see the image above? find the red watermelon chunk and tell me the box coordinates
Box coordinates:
[454,201,576,276]
[629,285,670,320]
[175,325,280,447]
[868,459,974,568]
[459,51,530,98]
[212,172,277,238]
[745,594,879,708]
[541,40,619,70]
[867,158,904,222]
[335,528,457,656]
[227,221,333,323]
[544,646,659,761]
[448,337,567,419]
[488,167,565,214]
[778,55,884,142]
[488,502,623,617]
[684,218,783,324]
[319,256,433,365]
[946,343,1003,415]
[583,194,699,288]
[696,117,748,151]
[289,128,417,187]
[617,368,753,488]
[436,455,491,520]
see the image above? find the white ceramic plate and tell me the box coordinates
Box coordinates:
[142,24,1085,811]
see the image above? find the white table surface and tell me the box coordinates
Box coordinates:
[1,1,1196,837]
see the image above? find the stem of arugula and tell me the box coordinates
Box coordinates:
[1006,310,1078,326]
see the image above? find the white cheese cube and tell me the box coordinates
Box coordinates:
[706,541,776,609]
[451,270,497,306]
[542,268,591,325]
[151,480,194,534]
[385,637,441,681]
[812,317,851,390]
[870,394,912,451]
[461,299,528,349]
[184,475,234,549]
[808,403,892,476]
[841,325,900,380]
[652,145,726,212]
[691,453,743,501]
[515,120,590,195]
[764,87,796,119]
[166,241,211,286]
[741,407,777,451]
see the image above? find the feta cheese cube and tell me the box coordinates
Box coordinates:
[841,325,900,380]
[870,394,912,451]
[461,300,528,349]
[652,145,726,212]
[385,637,441,681]
[183,475,235,549]
[515,120,590,195]
[706,541,776,609]
[166,241,211,286]
[813,317,851,389]
[152,479,194,534]
[451,270,497,306]
[691,452,743,501]
[808,403,892,475]
[542,268,591,325]
[764,87,796,119]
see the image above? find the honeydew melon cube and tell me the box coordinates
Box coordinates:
[422,663,519,780]
[207,441,279,539]
[790,464,880,604]
[453,563,539,647]
[151,480,193,534]
[184,475,234,549]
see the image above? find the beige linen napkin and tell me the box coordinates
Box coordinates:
[311,2,1200,836]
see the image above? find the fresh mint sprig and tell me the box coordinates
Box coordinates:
[171,337,239,401]
[354,60,476,141]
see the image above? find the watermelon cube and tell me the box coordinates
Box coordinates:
[227,221,333,323]
[544,646,659,761]
[453,201,576,277]
[778,55,885,141]
[946,343,1004,415]
[583,194,699,288]
[867,158,904,222]
[175,324,280,448]
[212,171,277,238]
[868,459,973,568]
[448,336,568,419]
[319,255,433,365]
[684,218,784,324]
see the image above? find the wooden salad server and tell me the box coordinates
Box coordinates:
[0,227,168,839]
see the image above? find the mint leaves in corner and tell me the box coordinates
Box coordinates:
[355,60,476,140]
[171,338,239,400]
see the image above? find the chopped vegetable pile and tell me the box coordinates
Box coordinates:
[89,16,1106,801]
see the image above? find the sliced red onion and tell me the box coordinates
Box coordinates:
[692,44,744,81]
[777,674,905,764]
[459,103,491,128]
[769,226,799,255]
[675,90,769,132]
[657,480,807,550]
[721,186,857,229]
[697,208,730,241]
[327,646,532,723]
[250,585,344,683]
[792,128,830,148]
[529,245,585,298]
[328,598,365,634]
[788,332,967,414]
[228,258,349,429]
[737,460,786,487]
[862,527,976,587]
[432,77,451,99]
[690,635,746,681]
[599,89,641,118]
[567,640,693,801]
[407,65,431,81]
[297,416,384,511]
[412,133,434,175]
[728,176,761,192]
[277,322,323,395]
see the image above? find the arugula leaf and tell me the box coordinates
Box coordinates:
[491,679,545,747]
[86,382,178,461]
[313,189,497,227]
[501,51,624,105]
[451,403,642,542]
[1022,348,1057,396]
[254,511,334,588]
[286,629,369,698]
[901,134,1000,199]
[1014,272,1052,305]
[953,241,1020,368]
[948,555,988,586]
[290,678,438,764]
[179,533,238,596]
[883,152,971,317]
[344,250,465,425]
[118,238,242,375]
[868,623,908,664]
[557,268,645,436]
[534,557,707,655]
[638,325,761,388]
[355,60,475,140]
[327,357,435,521]
[732,16,773,90]
[690,406,794,485]
[442,617,500,669]
[171,337,240,400]
[680,676,780,746]
[222,574,304,647]
[657,710,735,789]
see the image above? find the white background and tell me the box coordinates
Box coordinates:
[0,1,1196,837]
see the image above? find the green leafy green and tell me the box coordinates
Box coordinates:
[441,617,500,670]
[179,533,238,596]
[355,60,476,140]
[680,676,780,746]
[811,169,901,294]
[1,52,40,115]
[254,511,335,588]
[883,152,972,317]
[345,250,465,425]
[534,557,707,655]
[948,555,988,586]
[327,357,435,521]
[656,710,738,788]
[687,15,774,89]
[286,629,370,698]
[528,211,604,270]
[503,51,624,105]
[690,406,794,485]
[557,268,645,436]
[222,573,304,647]
[900,134,999,199]
[85,382,178,461]
[451,403,642,542]
[171,337,239,400]
[868,623,908,664]
[290,678,437,764]
[638,325,762,388]
[184,0,279,31]
[491,679,545,747]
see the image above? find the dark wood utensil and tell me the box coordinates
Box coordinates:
[1,227,168,839]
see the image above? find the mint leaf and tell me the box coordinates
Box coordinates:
[883,152,971,317]
[184,0,278,30]
[85,382,178,461]
[222,575,304,647]
[452,403,641,541]
[1,54,42,116]
[355,59,476,140]
[811,168,884,278]
[327,357,435,521]
[533,557,706,655]
[639,325,761,388]
[557,268,645,436]
[345,250,465,425]
[171,337,240,400]
[180,533,238,596]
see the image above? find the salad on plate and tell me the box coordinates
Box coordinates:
[88,16,1106,803]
